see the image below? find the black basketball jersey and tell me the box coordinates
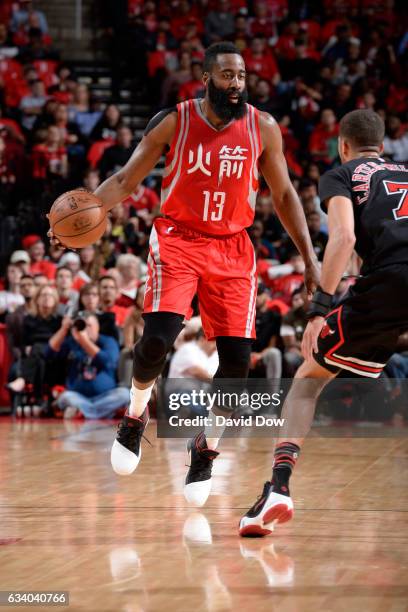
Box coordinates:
[319,156,408,274]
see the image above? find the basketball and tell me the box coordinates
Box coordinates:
[49,189,107,249]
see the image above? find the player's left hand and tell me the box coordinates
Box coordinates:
[301,316,325,361]
[304,259,320,299]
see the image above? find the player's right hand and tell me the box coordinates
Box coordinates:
[46,214,66,250]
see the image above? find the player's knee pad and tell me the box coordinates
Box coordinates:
[133,312,184,382]
[215,336,253,379]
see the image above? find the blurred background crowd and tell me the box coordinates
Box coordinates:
[0,0,407,420]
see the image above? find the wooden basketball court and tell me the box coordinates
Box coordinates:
[0,418,407,611]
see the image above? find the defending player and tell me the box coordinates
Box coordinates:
[48,42,319,503]
[239,109,408,536]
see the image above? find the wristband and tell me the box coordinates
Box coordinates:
[307,286,333,320]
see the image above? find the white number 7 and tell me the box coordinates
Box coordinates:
[203,191,226,222]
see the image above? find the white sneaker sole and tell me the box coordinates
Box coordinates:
[239,491,294,537]
[183,444,212,507]
[111,439,142,476]
[183,480,212,507]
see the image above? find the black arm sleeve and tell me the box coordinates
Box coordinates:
[144,107,177,136]
[319,166,353,212]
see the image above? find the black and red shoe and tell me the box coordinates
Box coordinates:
[239,481,294,537]
[110,408,149,476]
[184,432,219,507]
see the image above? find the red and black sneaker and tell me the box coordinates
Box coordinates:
[184,432,219,507]
[110,408,149,476]
[239,481,294,537]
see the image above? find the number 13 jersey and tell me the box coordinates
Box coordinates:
[160,99,262,236]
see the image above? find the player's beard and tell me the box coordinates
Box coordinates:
[207,78,248,122]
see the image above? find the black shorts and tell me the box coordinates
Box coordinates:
[313,263,408,378]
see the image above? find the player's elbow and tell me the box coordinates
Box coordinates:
[333,229,356,249]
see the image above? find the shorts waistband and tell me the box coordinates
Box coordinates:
[159,215,242,240]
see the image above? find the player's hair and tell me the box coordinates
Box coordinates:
[203,42,242,73]
[339,110,385,150]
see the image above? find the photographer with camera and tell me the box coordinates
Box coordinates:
[48,312,129,419]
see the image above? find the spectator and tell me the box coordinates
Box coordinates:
[178,62,205,101]
[90,104,123,142]
[49,312,129,419]
[306,211,328,261]
[280,285,309,376]
[10,0,49,35]
[69,83,101,136]
[33,273,49,288]
[118,284,145,385]
[251,78,278,115]
[169,328,218,379]
[55,266,79,315]
[77,245,105,284]
[231,14,249,51]
[31,124,68,181]
[0,23,18,58]
[383,115,408,162]
[9,250,31,275]
[23,235,56,280]
[58,251,83,290]
[78,281,119,341]
[250,284,282,385]
[249,3,278,42]
[7,285,61,408]
[98,126,134,180]
[19,78,47,131]
[78,282,100,313]
[0,264,24,320]
[98,275,131,327]
[122,182,160,224]
[323,23,357,62]
[243,37,280,84]
[18,26,59,62]
[83,168,101,192]
[205,0,235,44]
[161,50,193,106]
[53,102,82,149]
[265,252,305,304]
[5,274,36,358]
[116,254,141,307]
[309,108,339,168]
[248,219,276,259]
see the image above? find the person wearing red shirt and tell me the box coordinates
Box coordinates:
[267,253,305,306]
[31,124,67,180]
[249,3,278,41]
[178,62,205,101]
[243,37,280,84]
[309,109,339,167]
[23,235,56,280]
[171,2,202,41]
[122,183,159,214]
[98,275,131,328]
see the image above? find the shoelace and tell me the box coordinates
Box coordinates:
[116,420,153,448]
[250,481,272,512]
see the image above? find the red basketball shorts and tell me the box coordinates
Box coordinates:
[143,217,257,340]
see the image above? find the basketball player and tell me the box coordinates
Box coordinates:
[239,109,408,536]
[49,42,319,503]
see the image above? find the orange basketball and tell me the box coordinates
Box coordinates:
[49,189,107,249]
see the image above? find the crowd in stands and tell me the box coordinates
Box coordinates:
[0,0,407,420]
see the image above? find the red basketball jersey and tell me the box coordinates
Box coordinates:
[161,99,262,236]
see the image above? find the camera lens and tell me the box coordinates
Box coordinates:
[73,318,86,331]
